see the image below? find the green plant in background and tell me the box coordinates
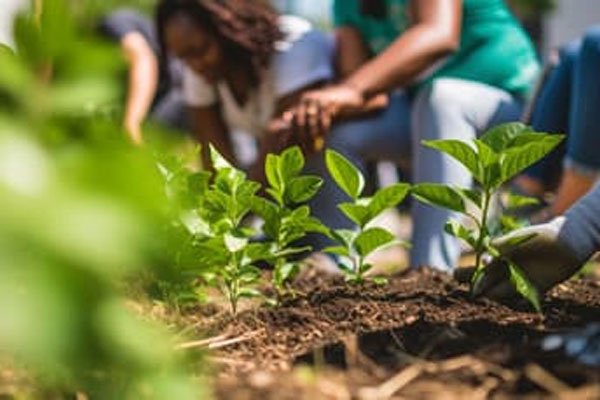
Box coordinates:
[412,122,564,311]
[251,146,329,301]
[0,0,203,397]
[324,150,411,284]
[177,146,272,315]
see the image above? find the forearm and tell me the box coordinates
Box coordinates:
[345,0,460,98]
[122,33,159,142]
[560,183,600,262]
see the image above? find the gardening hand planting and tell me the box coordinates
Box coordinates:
[472,184,600,301]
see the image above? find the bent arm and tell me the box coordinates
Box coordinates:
[190,104,235,170]
[121,31,159,144]
[345,0,462,98]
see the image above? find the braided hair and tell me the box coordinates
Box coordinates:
[156,0,282,78]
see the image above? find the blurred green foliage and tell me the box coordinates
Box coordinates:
[68,0,158,31]
[0,0,206,397]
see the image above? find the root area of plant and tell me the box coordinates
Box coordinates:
[190,268,600,399]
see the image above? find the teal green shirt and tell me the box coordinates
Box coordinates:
[333,0,540,96]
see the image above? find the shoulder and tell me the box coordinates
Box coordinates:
[99,9,151,40]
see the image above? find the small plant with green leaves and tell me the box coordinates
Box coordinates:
[251,146,329,301]
[412,122,564,311]
[182,145,272,315]
[324,150,411,284]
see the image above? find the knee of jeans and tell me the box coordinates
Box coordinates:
[420,79,460,108]
[413,79,461,141]
[582,26,600,54]
[414,79,463,119]
[560,39,582,64]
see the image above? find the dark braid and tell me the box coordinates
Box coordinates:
[156,0,282,70]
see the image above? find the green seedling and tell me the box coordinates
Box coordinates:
[180,145,272,315]
[412,122,564,311]
[324,150,410,284]
[251,146,329,302]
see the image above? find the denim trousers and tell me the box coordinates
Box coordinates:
[526,25,600,183]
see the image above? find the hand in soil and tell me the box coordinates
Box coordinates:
[471,217,583,300]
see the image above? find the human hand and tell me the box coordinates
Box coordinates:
[124,120,144,146]
[464,217,583,300]
[291,84,365,141]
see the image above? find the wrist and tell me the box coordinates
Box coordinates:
[341,79,367,103]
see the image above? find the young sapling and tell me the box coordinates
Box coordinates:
[251,146,329,302]
[412,122,564,311]
[324,149,410,284]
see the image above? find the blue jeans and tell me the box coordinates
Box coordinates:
[307,79,524,271]
[526,26,600,183]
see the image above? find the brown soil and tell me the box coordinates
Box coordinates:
[189,268,600,399]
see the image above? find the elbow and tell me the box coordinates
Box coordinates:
[435,30,460,57]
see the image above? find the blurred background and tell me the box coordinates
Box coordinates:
[4,0,600,55]
[0,0,599,398]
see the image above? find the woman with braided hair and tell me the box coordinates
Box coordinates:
[156,0,336,172]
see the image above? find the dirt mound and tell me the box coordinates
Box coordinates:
[192,268,600,399]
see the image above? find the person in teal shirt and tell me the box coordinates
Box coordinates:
[282,0,540,271]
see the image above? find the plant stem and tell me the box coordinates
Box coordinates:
[474,188,492,274]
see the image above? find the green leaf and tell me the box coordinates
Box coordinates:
[274,246,312,258]
[332,229,358,249]
[480,122,531,152]
[265,153,281,190]
[359,263,373,274]
[245,242,275,263]
[500,232,538,249]
[412,184,466,213]
[266,188,284,206]
[474,140,499,167]
[474,140,501,187]
[339,203,371,228]
[504,192,541,210]
[500,135,564,183]
[325,150,365,200]
[455,188,482,208]
[239,265,262,283]
[224,234,248,253]
[188,171,211,197]
[285,176,323,204]
[499,215,526,233]
[279,146,305,182]
[296,217,332,238]
[444,220,477,249]
[508,262,541,312]
[422,140,480,180]
[354,227,396,257]
[209,144,234,170]
[250,197,279,237]
[274,263,299,285]
[372,276,388,285]
[323,246,351,257]
[368,183,410,219]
